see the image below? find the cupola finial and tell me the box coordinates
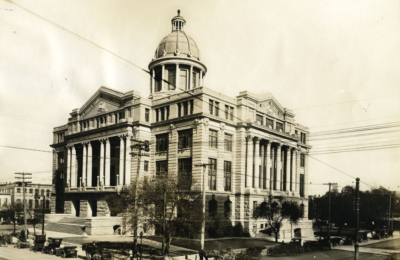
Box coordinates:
[178,10,180,16]
[171,10,185,31]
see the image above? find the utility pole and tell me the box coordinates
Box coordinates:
[388,191,391,230]
[195,163,212,250]
[354,178,360,260]
[15,172,32,233]
[323,182,337,242]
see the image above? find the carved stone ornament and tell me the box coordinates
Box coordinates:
[174,49,180,56]
[194,118,202,129]
[170,124,176,131]
[220,122,225,132]
[97,101,107,114]
[163,49,167,57]
[132,126,139,139]
[187,51,192,58]
[203,118,209,128]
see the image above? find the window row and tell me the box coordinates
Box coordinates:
[255,114,282,131]
[208,158,232,192]
[16,188,50,197]
[177,100,194,117]
[209,100,235,121]
[155,106,170,122]
[154,66,201,92]
[209,130,233,152]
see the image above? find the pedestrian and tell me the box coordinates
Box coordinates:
[199,249,208,260]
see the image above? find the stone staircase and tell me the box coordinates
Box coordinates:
[43,217,86,235]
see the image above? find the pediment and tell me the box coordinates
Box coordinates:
[78,87,128,119]
[258,98,284,119]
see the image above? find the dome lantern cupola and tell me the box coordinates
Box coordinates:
[171,10,186,31]
[148,11,207,99]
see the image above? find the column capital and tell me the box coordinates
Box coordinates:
[254,136,260,143]
[276,142,282,148]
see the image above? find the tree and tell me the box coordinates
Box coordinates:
[3,202,23,234]
[135,174,203,256]
[26,208,44,235]
[254,197,303,242]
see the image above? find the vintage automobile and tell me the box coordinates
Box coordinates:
[55,245,78,258]
[29,234,46,252]
[42,237,63,255]
[267,242,301,257]
[235,247,266,260]
[82,242,114,260]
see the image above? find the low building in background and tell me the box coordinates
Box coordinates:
[0,182,52,210]
[50,11,312,239]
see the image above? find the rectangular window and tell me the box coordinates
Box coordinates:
[178,129,193,149]
[224,134,232,152]
[168,69,175,90]
[156,134,169,152]
[209,99,214,115]
[300,153,305,167]
[253,201,258,217]
[301,133,307,144]
[183,101,188,116]
[192,72,197,88]
[160,107,165,121]
[230,107,234,121]
[58,152,64,164]
[178,103,181,117]
[276,122,284,132]
[144,161,149,172]
[208,158,217,190]
[300,174,305,197]
[215,101,219,116]
[266,118,273,128]
[224,161,232,191]
[155,70,162,92]
[180,69,188,90]
[178,158,192,190]
[156,161,168,177]
[209,130,218,148]
[156,109,159,122]
[225,105,229,119]
[256,115,263,125]
[145,109,150,122]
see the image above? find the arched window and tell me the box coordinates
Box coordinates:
[300,203,305,217]
[209,197,217,217]
[224,199,232,219]
[35,189,39,196]
[35,199,39,209]
[29,189,33,194]
[16,199,21,204]
[46,190,50,197]
[17,188,21,193]
[29,200,33,209]
[46,200,50,210]
[41,189,45,196]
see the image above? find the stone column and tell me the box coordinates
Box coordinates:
[87,142,92,187]
[294,149,298,193]
[260,142,265,189]
[285,147,290,191]
[175,64,180,91]
[105,138,111,186]
[161,64,165,91]
[254,137,260,189]
[66,146,71,188]
[246,135,253,187]
[125,134,131,185]
[290,148,295,192]
[82,143,87,187]
[276,144,282,191]
[152,69,155,93]
[71,145,77,187]
[200,70,203,87]
[265,141,271,190]
[188,100,191,115]
[99,139,104,186]
[119,135,125,186]
[189,65,193,89]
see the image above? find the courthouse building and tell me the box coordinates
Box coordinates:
[50,11,312,238]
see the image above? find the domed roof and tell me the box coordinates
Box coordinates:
[155,31,201,60]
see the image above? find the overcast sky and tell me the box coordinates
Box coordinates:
[1,0,400,195]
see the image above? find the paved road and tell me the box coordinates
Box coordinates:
[362,237,400,250]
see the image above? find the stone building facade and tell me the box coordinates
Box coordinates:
[0,182,51,210]
[50,11,312,238]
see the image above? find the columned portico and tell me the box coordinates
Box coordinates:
[105,138,111,186]
[87,142,92,187]
[82,142,87,186]
[253,137,260,188]
[276,143,282,191]
[119,135,125,186]
[71,145,77,188]
[124,134,131,185]
[99,139,105,186]
[246,135,253,187]
[265,141,271,190]
[285,147,290,191]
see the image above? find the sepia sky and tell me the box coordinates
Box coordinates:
[1,0,400,195]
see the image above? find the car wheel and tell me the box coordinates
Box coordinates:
[86,252,91,260]
[272,250,278,257]
[243,255,249,260]
[49,249,53,255]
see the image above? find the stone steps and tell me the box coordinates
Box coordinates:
[57,217,86,225]
[44,222,86,235]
